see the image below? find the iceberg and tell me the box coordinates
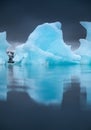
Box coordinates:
[0,21,91,65]
[14,22,81,65]
[80,22,91,41]
[75,22,91,64]
[0,32,10,64]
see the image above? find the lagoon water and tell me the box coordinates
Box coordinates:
[0,64,91,130]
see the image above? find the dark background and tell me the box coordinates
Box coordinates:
[0,0,91,47]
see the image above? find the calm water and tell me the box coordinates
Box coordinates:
[0,64,91,130]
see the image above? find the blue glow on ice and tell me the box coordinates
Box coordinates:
[0,21,91,109]
[0,32,10,64]
[13,22,81,65]
[75,21,91,64]
[0,21,91,65]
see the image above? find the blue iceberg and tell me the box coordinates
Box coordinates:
[13,22,81,65]
[0,21,91,65]
[0,32,10,64]
[75,22,91,64]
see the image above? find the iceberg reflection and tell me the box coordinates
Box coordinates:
[0,64,91,109]
[0,65,7,100]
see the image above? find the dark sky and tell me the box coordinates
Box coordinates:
[0,0,91,46]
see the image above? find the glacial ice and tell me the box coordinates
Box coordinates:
[0,21,91,65]
[0,32,10,64]
[75,22,91,64]
[13,22,81,65]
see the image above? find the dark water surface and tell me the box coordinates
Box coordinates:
[0,64,91,130]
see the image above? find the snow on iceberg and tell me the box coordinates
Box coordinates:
[14,22,81,65]
[0,32,10,64]
[75,22,91,64]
